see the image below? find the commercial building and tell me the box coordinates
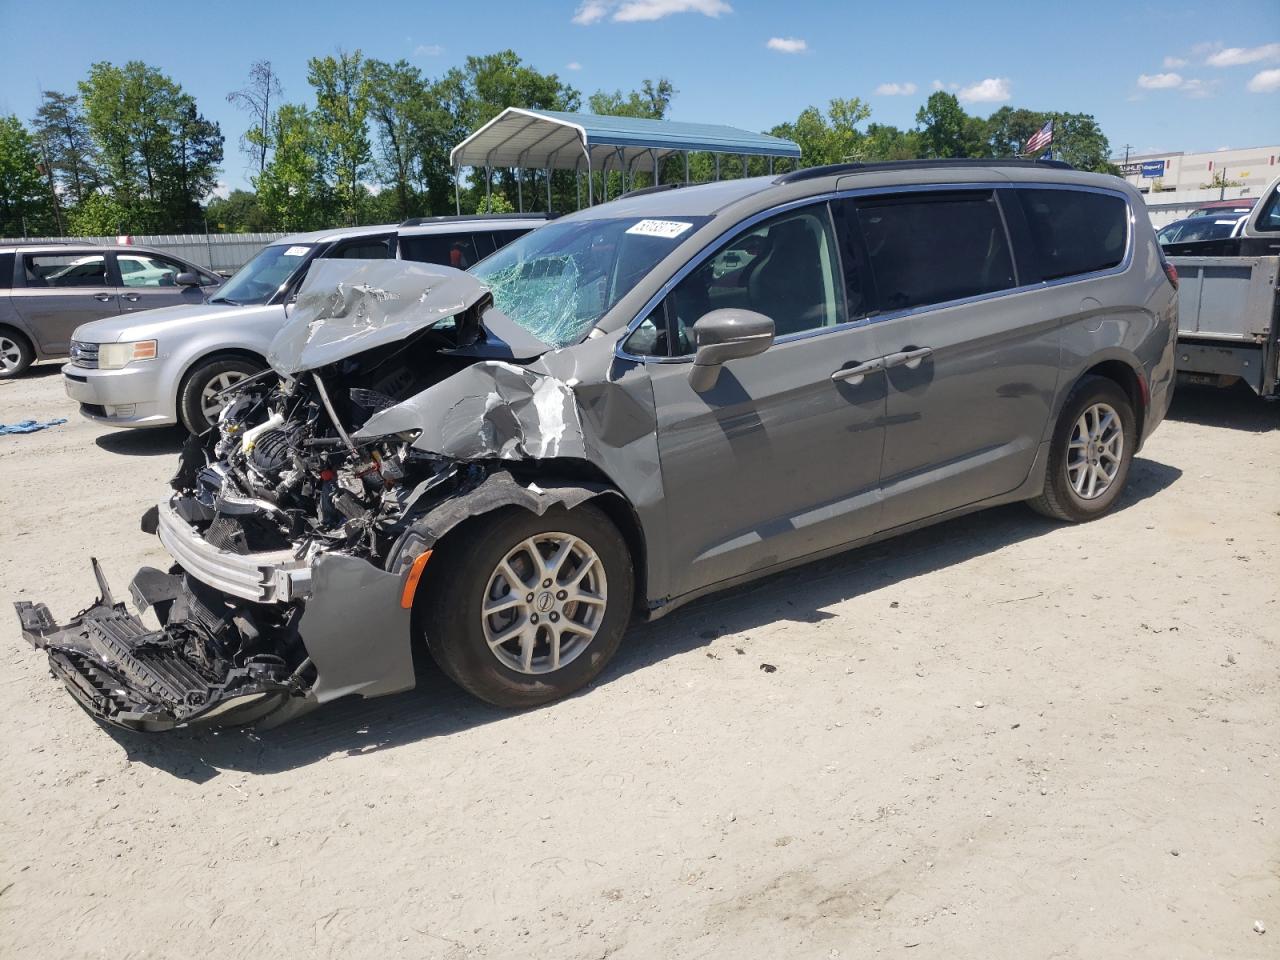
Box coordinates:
[1116,145,1279,227]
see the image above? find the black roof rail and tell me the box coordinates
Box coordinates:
[397,213,550,227]
[618,182,687,201]
[773,157,1075,185]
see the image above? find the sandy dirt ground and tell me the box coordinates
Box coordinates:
[0,363,1277,960]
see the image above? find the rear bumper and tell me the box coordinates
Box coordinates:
[62,361,176,427]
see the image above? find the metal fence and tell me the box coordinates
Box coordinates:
[0,232,285,274]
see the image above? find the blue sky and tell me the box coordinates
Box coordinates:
[1,0,1277,193]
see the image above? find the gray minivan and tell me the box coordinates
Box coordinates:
[0,243,221,378]
[20,159,1178,731]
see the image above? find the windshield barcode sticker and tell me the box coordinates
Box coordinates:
[626,219,694,239]
[284,246,311,257]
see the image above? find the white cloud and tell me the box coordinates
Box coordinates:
[1206,42,1280,67]
[574,0,731,23]
[1247,68,1280,92]
[413,43,444,56]
[930,79,945,91]
[957,77,1011,103]
[211,180,231,200]
[766,37,807,54]
[1163,56,1187,68]
[572,1,610,23]
[874,81,917,96]
[566,61,583,71]
[1137,72,1217,97]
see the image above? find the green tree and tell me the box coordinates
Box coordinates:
[227,60,283,176]
[769,97,872,168]
[0,116,56,235]
[205,188,269,232]
[588,78,675,118]
[914,92,985,159]
[31,91,100,206]
[472,190,515,214]
[65,191,129,234]
[254,104,332,231]
[862,122,921,161]
[78,61,222,230]
[307,50,372,224]
[1043,113,1116,173]
[367,58,429,221]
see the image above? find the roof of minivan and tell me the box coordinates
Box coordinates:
[0,241,187,256]
[564,162,1129,224]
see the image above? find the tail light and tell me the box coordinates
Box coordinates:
[1159,251,1179,290]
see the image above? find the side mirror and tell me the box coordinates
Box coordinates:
[175,271,202,287]
[688,308,774,392]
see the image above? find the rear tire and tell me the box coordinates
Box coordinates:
[0,327,34,379]
[178,356,263,434]
[420,503,634,709]
[1029,375,1136,522]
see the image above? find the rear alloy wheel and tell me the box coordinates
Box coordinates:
[0,328,34,379]
[1029,375,1136,522]
[420,503,633,708]
[179,357,262,434]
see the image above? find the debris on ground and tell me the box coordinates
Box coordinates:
[759,663,777,673]
[0,418,67,436]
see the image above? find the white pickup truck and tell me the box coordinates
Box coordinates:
[1164,174,1280,398]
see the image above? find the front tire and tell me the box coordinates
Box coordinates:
[0,327,34,379]
[1029,375,1136,522]
[178,356,263,434]
[420,503,634,709]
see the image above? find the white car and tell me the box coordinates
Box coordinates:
[63,216,546,433]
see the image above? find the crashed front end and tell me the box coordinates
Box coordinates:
[17,259,580,731]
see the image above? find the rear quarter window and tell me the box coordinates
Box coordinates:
[1016,188,1129,282]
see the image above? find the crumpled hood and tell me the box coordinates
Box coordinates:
[73,299,250,344]
[266,258,548,376]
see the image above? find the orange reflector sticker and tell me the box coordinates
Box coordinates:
[400,550,433,608]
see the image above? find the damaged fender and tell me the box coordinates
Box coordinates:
[355,361,590,461]
[387,470,624,576]
[298,553,414,701]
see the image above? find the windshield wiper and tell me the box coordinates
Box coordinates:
[210,296,241,306]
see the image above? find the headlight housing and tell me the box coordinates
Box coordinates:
[97,340,157,370]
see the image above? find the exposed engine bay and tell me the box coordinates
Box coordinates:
[16,259,607,731]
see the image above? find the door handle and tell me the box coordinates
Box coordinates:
[121,293,140,302]
[92,293,114,302]
[883,347,933,370]
[830,358,884,385]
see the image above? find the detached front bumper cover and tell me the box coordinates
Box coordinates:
[15,559,298,731]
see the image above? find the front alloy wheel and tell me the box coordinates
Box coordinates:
[481,533,608,675]
[420,502,633,708]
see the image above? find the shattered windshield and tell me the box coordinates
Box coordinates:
[470,216,709,347]
[210,243,315,306]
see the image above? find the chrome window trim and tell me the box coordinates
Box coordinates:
[614,180,1135,365]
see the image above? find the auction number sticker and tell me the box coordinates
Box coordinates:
[284,246,311,257]
[626,219,694,239]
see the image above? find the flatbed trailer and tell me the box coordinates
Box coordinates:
[1169,253,1280,397]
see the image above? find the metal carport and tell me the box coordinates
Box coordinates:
[448,108,802,212]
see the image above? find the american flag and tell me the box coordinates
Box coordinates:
[1025,120,1053,154]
